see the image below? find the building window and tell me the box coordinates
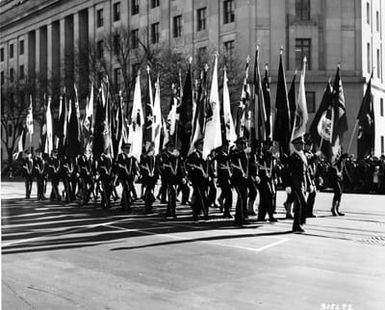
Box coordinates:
[131,29,139,48]
[113,2,120,22]
[151,0,159,8]
[295,38,311,70]
[0,48,4,62]
[19,65,24,79]
[306,91,316,113]
[1,71,4,85]
[131,0,139,15]
[367,42,371,73]
[114,67,121,91]
[377,49,381,78]
[19,40,24,55]
[197,7,207,31]
[295,0,310,21]
[367,2,370,24]
[10,44,14,58]
[151,22,159,44]
[97,40,104,58]
[198,46,207,62]
[97,9,104,28]
[114,34,120,55]
[381,98,384,116]
[223,0,235,24]
[173,15,182,38]
[381,136,384,154]
[10,68,14,82]
[132,63,140,75]
[224,40,235,69]
[376,11,380,32]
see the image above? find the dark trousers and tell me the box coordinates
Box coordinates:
[306,190,316,217]
[218,179,232,216]
[36,176,44,200]
[25,176,33,199]
[292,190,307,230]
[144,178,157,212]
[166,183,177,217]
[120,180,131,210]
[247,179,257,214]
[157,176,168,203]
[191,183,209,220]
[100,177,112,208]
[50,178,61,201]
[234,180,248,225]
[63,177,73,202]
[257,183,274,220]
[332,181,343,205]
[177,182,190,205]
[208,180,217,207]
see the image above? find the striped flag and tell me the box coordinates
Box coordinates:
[129,71,144,160]
[223,67,237,144]
[153,76,162,155]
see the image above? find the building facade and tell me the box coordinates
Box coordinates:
[1,0,385,158]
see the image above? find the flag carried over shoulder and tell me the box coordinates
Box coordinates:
[254,46,267,144]
[153,75,162,155]
[273,48,291,155]
[222,66,237,144]
[330,65,348,163]
[262,64,272,141]
[26,95,34,136]
[129,71,144,160]
[357,72,374,159]
[203,54,222,159]
[290,57,308,145]
[44,96,53,156]
[309,81,334,157]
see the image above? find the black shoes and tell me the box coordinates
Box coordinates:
[292,226,305,233]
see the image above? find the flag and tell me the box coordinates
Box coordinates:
[83,85,94,158]
[357,73,374,159]
[167,84,178,139]
[67,93,82,157]
[273,49,291,155]
[203,55,222,159]
[153,76,162,155]
[13,127,25,160]
[254,46,267,144]
[290,57,308,145]
[330,66,348,163]
[44,96,53,155]
[161,116,170,149]
[223,67,237,144]
[26,96,34,148]
[189,68,208,155]
[288,71,297,134]
[177,62,194,158]
[236,58,252,139]
[93,88,110,158]
[129,71,144,160]
[309,81,333,157]
[262,64,272,141]
[144,66,154,151]
[56,92,68,154]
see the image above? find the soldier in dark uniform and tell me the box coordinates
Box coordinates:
[214,143,233,218]
[329,153,347,216]
[140,142,158,213]
[186,138,210,220]
[33,148,46,201]
[62,155,75,202]
[77,152,93,205]
[256,148,278,222]
[96,150,113,209]
[156,149,168,204]
[281,153,294,219]
[48,149,61,201]
[304,135,318,218]
[160,141,182,218]
[116,143,134,210]
[247,150,259,216]
[229,137,249,226]
[22,150,34,199]
[285,136,310,233]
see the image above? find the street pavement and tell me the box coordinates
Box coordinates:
[1,181,385,310]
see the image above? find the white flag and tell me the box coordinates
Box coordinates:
[129,72,144,160]
[203,55,222,159]
[153,76,162,155]
[44,97,53,155]
[290,57,308,149]
[26,96,34,135]
[223,67,237,144]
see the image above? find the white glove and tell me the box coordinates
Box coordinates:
[255,176,261,184]
[285,187,292,194]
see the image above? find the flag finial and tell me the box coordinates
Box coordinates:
[264,63,269,71]
[303,56,307,64]
[280,46,284,54]
[294,69,298,75]
[188,56,193,64]
[204,63,209,72]
[146,65,151,74]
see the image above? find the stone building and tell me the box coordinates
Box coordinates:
[1,0,385,158]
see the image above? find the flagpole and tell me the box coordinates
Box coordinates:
[347,119,359,154]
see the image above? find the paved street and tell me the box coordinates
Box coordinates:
[1,181,385,310]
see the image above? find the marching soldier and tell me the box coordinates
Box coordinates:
[95,149,113,209]
[329,153,348,216]
[229,137,250,226]
[77,151,93,205]
[285,136,312,233]
[247,150,259,216]
[214,143,233,218]
[140,142,158,213]
[186,138,210,220]
[22,150,34,199]
[304,135,318,217]
[62,155,75,202]
[33,148,46,201]
[160,141,183,218]
[156,148,168,204]
[48,149,61,201]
